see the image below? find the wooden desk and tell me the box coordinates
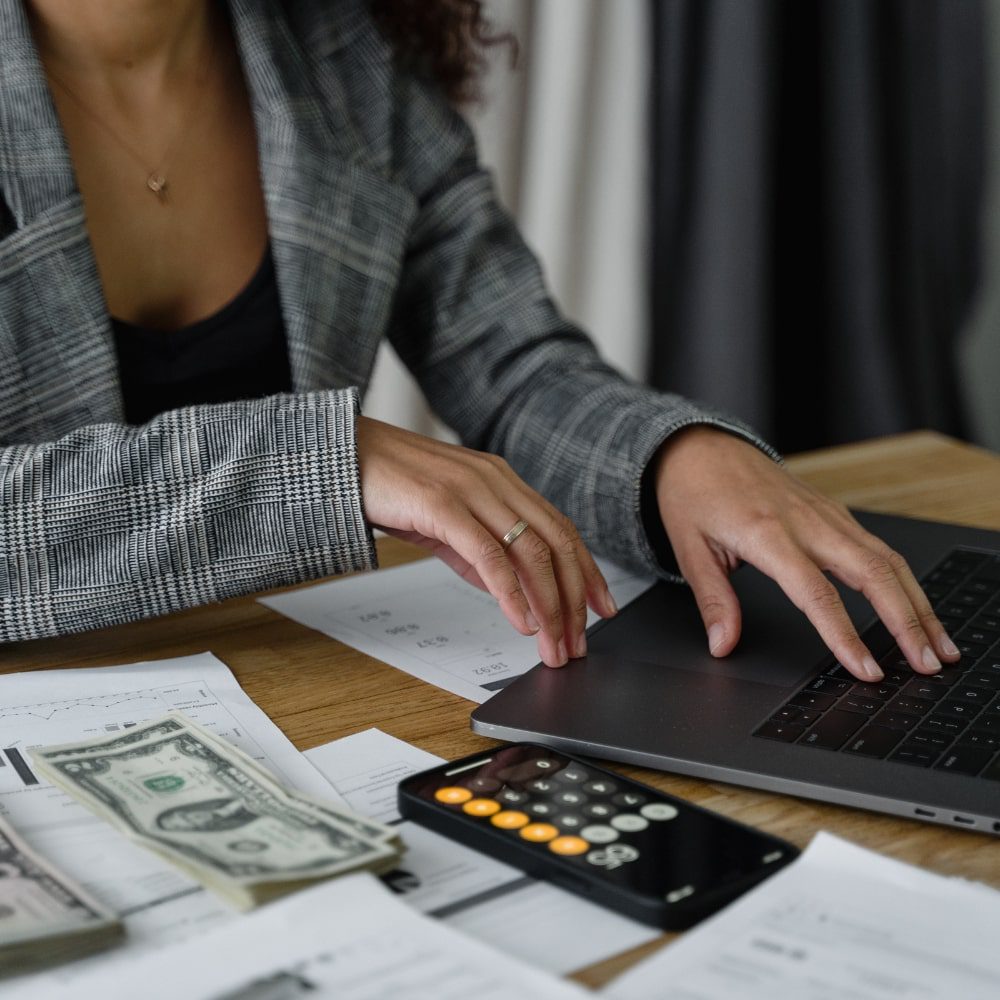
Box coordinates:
[5,430,1000,989]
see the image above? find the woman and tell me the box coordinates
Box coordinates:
[0,0,957,683]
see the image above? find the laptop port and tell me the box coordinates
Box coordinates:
[953,815,975,826]
[914,808,936,818]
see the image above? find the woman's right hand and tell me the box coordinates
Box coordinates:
[355,416,618,667]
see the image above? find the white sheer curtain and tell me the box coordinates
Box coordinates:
[362,0,651,439]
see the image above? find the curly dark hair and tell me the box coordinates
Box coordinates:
[369,0,516,104]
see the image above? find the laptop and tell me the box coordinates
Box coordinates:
[471,511,1000,835]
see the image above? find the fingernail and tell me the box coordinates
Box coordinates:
[604,588,619,616]
[557,638,568,665]
[922,646,942,673]
[941,636,960,658]
[573,634,587,658]
[708,623,726,655]
[862,656,884,681]
[525,611,540,634]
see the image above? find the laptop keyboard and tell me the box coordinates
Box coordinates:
[753,547,1000,779]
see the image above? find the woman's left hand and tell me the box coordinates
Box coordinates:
[652,426,961,683]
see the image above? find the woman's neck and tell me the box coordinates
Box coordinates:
[27,0,215,92]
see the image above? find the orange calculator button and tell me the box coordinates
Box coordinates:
[519,823,559,843]
[491,810,530,830]
[548,836,589,856]
[463,798,502,817]
[435,787,473,805]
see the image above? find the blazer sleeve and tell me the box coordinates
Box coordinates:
[0,390,376,642]
[384,74,780,580]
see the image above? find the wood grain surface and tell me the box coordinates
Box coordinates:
[4,430,999,989]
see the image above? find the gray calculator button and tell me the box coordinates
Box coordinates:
[612,792,647,808]
[527,802,555,817]
[582,802,616,820]
[554,790,587,807]
[555,766,589,783]
[586,844,639,868]
[469,777,501,793]
[498,789,528,805]
[640,803,679,821]
[582,780,618,796]
[534,759,557,770]
[581,824,619,844]
[611,813,648,833]
[527,779,555,793]
[556,814,584,830]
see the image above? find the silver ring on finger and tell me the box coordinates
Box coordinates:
[501,519,530,550]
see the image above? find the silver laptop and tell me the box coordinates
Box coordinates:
[471,511,1000,835]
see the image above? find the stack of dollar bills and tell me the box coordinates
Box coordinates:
[30,713,403,912]
[0,815,123,976]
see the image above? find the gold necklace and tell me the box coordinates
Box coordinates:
[45,37,212,204]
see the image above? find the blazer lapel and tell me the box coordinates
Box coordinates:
[229,0,417,395]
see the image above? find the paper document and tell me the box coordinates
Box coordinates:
[262,556,654,702]
[0,653,345,987]
[305,728,660,974]
[8,872,589,999]
[603,831,1000,1000]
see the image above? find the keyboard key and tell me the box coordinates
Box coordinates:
[935,700,983,722]
[886,697,931,716]
[843,725,904,758]
[824,664,855,680]
[806,676,850,694]
[958,730,1000,751]
[909,729,953,749]
[934,746,994,776]
[772,706,803,723]
[890,744,938,767]
[973,713,1000,732]
[922,715,969,736]
[901,678,945,701]
[839,696,883,716]
[799,710,865,750]
[797,709,822,725]
[974,661,1000,678]
[949,686,996,706]
[956,627,1000,646]
[850,681,898,701]
[789,691,838,712]
[972,615,1000,631]
[965,672,1000,691]
[880,712,920,731]
[938,604,975,620]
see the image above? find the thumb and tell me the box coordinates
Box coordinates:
[675,536,743,657]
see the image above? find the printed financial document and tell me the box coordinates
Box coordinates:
[0,652,345,989]
[305,727,660,974]
[11,872,589,1000]
[603,831,1000,1000]
[262,555,654,702]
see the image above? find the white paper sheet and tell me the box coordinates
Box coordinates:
[261,556,654,702]
[603,831,1000,1000]
[6,872,588,1000]
[305,728,661,975]
[0,653,345,988]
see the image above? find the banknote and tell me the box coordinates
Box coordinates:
[32,715,402,911]
[0,814,122,976]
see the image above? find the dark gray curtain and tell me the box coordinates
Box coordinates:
[649,0,985,453]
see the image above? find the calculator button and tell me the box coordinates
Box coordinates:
[549,836,590,856]
[586,844,639,867]
[582,803,617,820]
[580,824,619,844]
[491,810,530,830]
[553,790,588,808]
[526,779,555,794]
[497,789,528,806]
[555,766,589,783]
[435,787,473,805]
[468,776,501,793]
[582,780,618,796]
[520,823,559,843]
[533,759,558,771]
[612,792,647,808]
[610,813,649,833]
[527,802,556,817]
[555,814,584,830]
[640,803,679,822]
[463,798,501,817]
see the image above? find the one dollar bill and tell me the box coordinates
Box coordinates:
[0,814,122,977]
[31,714,402,911]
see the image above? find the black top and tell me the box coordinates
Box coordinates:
[112,247,293,425]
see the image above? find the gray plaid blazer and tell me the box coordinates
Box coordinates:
[0,0,774,643]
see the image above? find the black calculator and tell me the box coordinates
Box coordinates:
[398,742,799,929]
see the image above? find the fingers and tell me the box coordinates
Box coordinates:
[673,533,743,657]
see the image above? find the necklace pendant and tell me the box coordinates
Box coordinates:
[146,174,168,201]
